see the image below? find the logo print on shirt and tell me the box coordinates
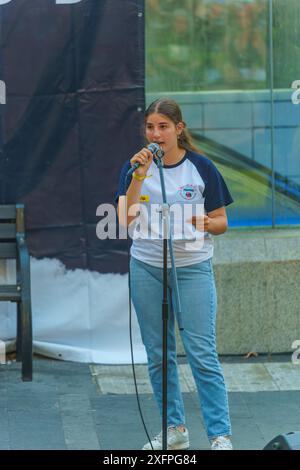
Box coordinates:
[178,185,199,201]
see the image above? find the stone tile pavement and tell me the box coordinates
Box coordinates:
[0,356,299,450]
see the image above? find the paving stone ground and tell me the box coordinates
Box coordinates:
[1,356,299,450]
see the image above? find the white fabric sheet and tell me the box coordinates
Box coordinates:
[0,258,147,364]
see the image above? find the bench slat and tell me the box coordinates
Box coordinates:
[0,205,16,219]
[0,242,17,259]
[0,223,16,239]
[0,285,21,301]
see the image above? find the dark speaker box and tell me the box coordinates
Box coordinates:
[263,432,300,450]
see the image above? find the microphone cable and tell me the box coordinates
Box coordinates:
[124,173,154,451]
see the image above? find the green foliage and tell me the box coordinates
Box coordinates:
[146,0,300,92]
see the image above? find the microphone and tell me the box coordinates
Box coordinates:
[148,142,164,159]
[126,143,164,177]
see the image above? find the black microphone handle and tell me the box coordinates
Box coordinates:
[126,162,140,176]
[126,143,162,177]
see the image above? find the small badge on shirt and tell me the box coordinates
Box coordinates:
[139,195,150,203]
[178,184,200,200]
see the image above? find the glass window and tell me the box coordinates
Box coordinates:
[273,0,300,224]
[146,0,268,92]
[145,0,300,227]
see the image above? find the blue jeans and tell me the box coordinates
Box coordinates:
[130,256,231,440]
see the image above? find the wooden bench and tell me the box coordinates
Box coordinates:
[0,204,32,381]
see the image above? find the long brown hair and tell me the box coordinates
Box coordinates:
[145,98,199,152]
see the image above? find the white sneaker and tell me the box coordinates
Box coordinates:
[142,426,189,450]
[211,436,233,450]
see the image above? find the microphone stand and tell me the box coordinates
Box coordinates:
[154,149,183,451]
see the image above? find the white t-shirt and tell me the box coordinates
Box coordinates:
[116,151,233,268]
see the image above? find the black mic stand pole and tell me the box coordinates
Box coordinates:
[155,149,183,451]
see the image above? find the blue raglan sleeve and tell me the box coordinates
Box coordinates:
[114,160,132,204]
[203,161,234,213]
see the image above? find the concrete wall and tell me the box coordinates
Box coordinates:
[147,90,300,186]
[176,228,300,355]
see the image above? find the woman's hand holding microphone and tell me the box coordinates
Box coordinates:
[130,148,153,179]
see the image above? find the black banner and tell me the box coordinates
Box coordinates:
[0,0,145,272]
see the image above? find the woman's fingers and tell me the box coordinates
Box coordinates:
[187,216,209,231]
[131,148,152,165]
[130,148,153,176]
